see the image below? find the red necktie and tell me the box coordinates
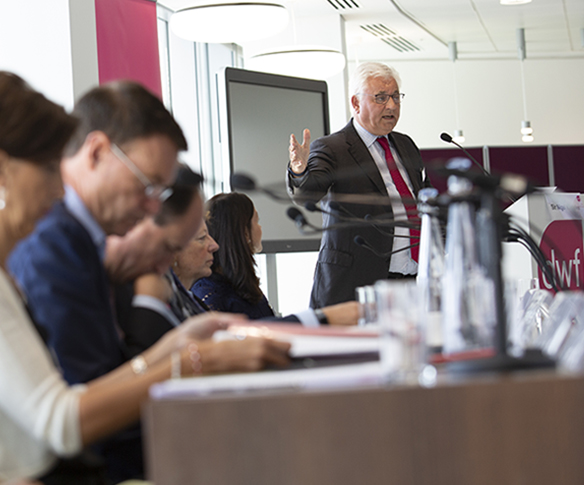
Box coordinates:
[376,136,419,262]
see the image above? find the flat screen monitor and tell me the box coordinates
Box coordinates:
[218,67,330,253]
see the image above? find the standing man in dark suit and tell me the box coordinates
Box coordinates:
[287,62,431,308]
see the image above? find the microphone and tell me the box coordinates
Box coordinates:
[230,172,291,202]
[439,136,536,201]
[305,200,374,223]
[304,200,418,230]
[230,172,256,191]
[440,132,489,176]
[286,207,308,230]
[364,214,420,236]
[234,171,419,208]
[303,201,326,214]
[353,235,420,259]
[288,206,419,236]
[286,206,334,234]
[439,132,454,143]
[304,203,418,231]
[354,235,391,258]
[329,201,363,220]
[331,201,420,222]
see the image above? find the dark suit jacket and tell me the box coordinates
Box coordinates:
[118,271,301,357]
[287,119,431,308]
[8,201,126,384]
[8,201,143,483]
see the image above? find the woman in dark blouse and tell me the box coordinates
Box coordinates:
[191,192,275,319]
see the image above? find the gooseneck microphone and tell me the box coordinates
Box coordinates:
[353,235,419,259]
[304,201,325,214]
[304,201,418,231]
[440,133,536,200]
[286,207,308,230]
[230,172,256,191]
[354,236,393,258]
[289,205,419,236]
[329,201,362,220]
[230,172,291,202]
[440,132,489,176]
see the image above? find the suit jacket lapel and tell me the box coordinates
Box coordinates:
[343,120,388,195]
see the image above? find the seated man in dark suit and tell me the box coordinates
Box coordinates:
[8,80,186,483]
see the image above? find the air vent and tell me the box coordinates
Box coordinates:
[326,0,360,10]
[360,23,421,53]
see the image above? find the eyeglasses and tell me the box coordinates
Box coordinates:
[359,92,406,105]
[110,144,173,202]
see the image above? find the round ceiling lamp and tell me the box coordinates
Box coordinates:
[169,2,289,44]
[500,0,532,4]
[247,46,346,80]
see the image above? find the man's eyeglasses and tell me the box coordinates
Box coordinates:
[359,92,406,105]
[110,144,173,202]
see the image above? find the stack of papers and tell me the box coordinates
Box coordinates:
[150,362,384,399]
[150,323,383,399]
[217,322,380,364]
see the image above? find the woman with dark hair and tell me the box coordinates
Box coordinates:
[0,72,290,484]
[191,192,274,319]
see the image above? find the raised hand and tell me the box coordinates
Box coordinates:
[289,128,311,174]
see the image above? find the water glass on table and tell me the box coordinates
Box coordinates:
[356,285,377,326]
[374,280,428,384]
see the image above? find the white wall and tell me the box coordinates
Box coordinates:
[383,58,584,149]
[243,10,584,151]
[0,0,98,110]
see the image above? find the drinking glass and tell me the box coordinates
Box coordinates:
[374,280,426,384]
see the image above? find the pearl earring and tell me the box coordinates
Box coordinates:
[0,186,5,210]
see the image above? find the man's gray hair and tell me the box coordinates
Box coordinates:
[349,62,402,100]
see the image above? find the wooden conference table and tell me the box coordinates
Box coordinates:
[143,368,584,485]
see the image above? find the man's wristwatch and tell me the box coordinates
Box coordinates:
[314,308,329,324]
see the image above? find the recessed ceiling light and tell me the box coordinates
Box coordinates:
[247,46,346,80]
[170,3,289,44]
[500,0,532,5]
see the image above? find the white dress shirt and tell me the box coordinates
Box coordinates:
[352,120,418,275]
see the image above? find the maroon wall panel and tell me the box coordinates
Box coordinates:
[552,146,584,193]
[488,146,549,187]
[95,0,162,98]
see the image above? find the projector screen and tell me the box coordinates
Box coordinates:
[218,67,330,253]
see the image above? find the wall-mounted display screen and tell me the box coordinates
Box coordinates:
[218,67,330,253]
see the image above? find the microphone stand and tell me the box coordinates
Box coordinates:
[447,183,555,373]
